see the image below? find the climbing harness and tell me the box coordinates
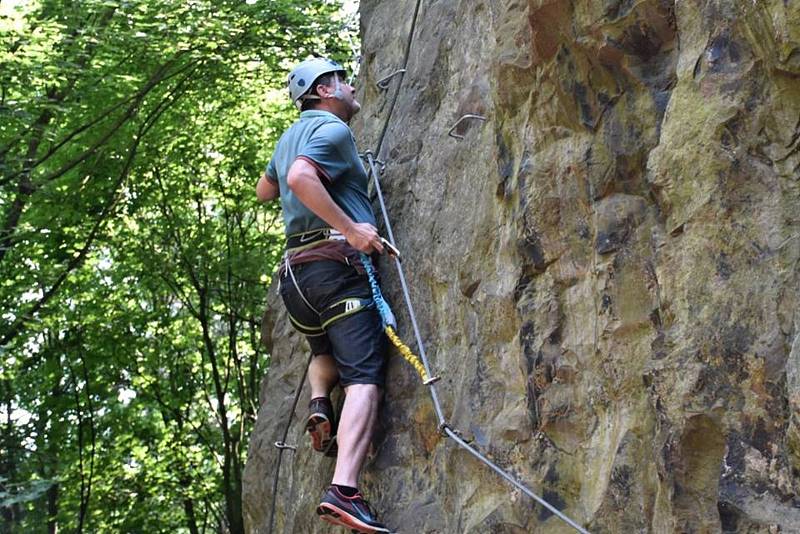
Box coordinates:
[281,227,377,336]
[285,228,346,252]
[267,0,590,531]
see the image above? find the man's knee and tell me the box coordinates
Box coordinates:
[311,353,336,366]
[343,383,380,399]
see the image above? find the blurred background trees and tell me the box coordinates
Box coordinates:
[0,0,358,531]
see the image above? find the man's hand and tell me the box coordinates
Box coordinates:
[344,222,385,254]
[256,173,279,202]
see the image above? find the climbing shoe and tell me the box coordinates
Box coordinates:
[316,486,391,533]
[306,397,337,457]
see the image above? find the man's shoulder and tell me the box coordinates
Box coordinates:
[283,114,348,141]
[313,121,352,145]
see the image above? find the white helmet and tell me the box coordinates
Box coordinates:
[287,57,347,110]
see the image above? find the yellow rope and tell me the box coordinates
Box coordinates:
[384,325,429,382]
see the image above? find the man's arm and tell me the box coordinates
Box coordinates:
[286,158,384,254]
[256,173,280,202]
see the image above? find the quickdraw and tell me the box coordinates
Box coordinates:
[360,253,439,385]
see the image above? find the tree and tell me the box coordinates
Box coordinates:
[0,0,358,531]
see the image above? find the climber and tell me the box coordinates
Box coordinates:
[255,57,391,534]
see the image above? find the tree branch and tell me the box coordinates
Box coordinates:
[0,65,199,347]
[26,56,192,176]
[76,337,96,533]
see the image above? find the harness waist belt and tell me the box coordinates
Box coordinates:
[286,229,345,251]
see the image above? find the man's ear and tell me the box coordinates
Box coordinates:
[316,82,332,99]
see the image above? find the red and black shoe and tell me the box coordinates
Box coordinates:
[306,397,337,457]
[316,486,391,533]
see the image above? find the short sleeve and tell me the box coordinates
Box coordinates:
[298,122,352,182]
[266,158,278,183]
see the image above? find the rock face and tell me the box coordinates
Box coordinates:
[243,1,800,532]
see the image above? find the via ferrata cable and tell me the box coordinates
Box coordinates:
[362,151,590,534]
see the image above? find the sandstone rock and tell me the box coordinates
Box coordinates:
[244,1,800,532]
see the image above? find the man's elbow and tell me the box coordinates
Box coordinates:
[255,185,268,203]
[287,159,322,194]
[286,171,305,193]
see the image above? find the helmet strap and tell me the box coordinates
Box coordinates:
[295,94,319,110]
[332,76,344,100]
[296,73,345,109]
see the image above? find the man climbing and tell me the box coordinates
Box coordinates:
[255,57,391,534]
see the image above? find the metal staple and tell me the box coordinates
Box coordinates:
[447,113,487,140]
[376,69,407,90]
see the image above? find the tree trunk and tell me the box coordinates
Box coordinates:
[182,496,200,534]
[47,482,59,534]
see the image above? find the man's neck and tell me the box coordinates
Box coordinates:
[309,102,349,123]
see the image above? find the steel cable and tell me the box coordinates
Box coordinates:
[373,0,424,158]
[363,153,589,534]
[267,353,312,534]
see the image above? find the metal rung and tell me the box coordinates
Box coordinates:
[376,69,407,90]
[274,441,296,451]
[448,114,487,140]
[423,375,441,386]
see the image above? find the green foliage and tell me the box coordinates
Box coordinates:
[0,0,358,531]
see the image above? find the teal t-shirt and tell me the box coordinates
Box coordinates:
[266,110,377,237]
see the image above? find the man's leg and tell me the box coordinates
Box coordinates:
[308,353,338,398]
[331,383,379,487]
[306,353,339,454]
[316,382,390,533]
[312,267,389,532]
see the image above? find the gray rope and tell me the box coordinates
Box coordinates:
[444,427,590,533]
[373,0,423,158]
[267,353,312,534]
[364,152,446,425]
[284,253,320,315]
